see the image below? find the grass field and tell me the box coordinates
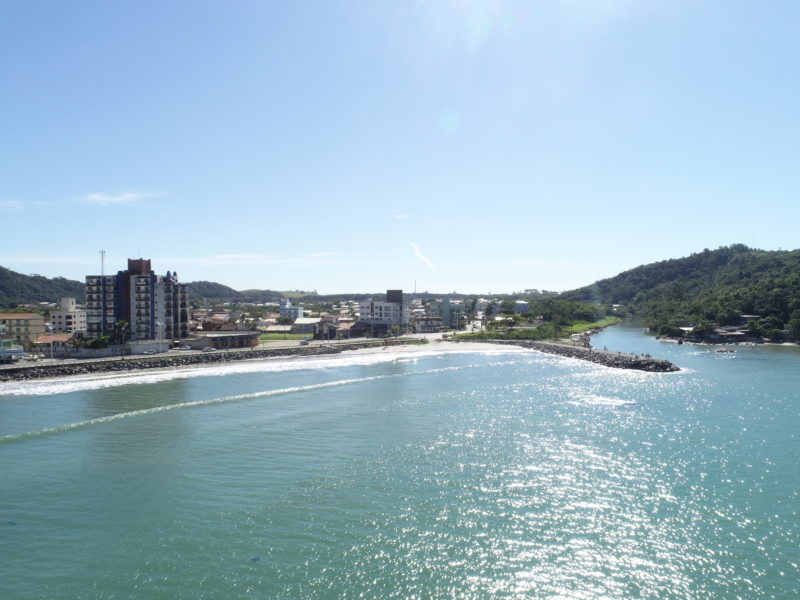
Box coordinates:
[258,333,307,341]
[454,317,621,341]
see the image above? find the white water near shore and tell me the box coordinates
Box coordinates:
[0,342,526,397]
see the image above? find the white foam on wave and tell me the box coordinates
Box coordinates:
[0,360,519,443]
[0,345,526,397]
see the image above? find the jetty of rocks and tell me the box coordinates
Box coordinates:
[461,339,680,372]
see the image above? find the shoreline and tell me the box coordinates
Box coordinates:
[0,333,681,383]
[0,339,429,382]
[656,335,799,348]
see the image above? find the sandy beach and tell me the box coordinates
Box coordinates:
[0,337,525,384]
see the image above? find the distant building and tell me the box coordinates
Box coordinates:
[475,298,492,312]
[358,290,410,334]
[279,299,304,319]
[0,312,46,344]
[33,332,75,355]
[427,296,465,329]
[50,297,87,333]
[0,324,25,362]
[85,258,189,341]
[292,317,321,335]
[514,300,529,314]
[413,316,444,333]
[186,331,260,350]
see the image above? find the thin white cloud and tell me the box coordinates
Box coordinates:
[409,243,436,271]
[0,199,60,213]
[83,191,160,206]
[0,200,24,211]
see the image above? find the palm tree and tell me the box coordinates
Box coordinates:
[110,320,130,345]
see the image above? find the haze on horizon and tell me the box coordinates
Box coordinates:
[2,1,799,295]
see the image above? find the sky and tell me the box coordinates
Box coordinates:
[2,1,799,295]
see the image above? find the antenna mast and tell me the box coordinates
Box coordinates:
[100,249,106,277]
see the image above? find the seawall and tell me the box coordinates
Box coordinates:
[458,339,680,372]
[0,339,418,382]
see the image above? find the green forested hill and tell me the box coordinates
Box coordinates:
[0,268,287,308]
[0,266,86,307]
[186,281,283,304]
[560,245,800,338]
[185,281,241,302]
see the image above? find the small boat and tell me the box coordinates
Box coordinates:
[715,348,735,353]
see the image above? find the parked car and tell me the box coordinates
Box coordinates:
[143,349,157,355]
[299,339,309,345]
[202,347,216,352]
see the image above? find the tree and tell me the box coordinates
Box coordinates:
[68,336,86,351]
[86,336,110,349]
[500,300,515,315]
[110,320,130,345]
[787,318,800,341]
[692,320,715,336]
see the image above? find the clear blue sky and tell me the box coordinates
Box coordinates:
[2,1,798,294]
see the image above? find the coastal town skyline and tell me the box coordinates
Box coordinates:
[3,2,800,294]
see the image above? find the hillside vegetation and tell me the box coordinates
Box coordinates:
[561,245,800,340]
[0,266,85,307]
[186,281,283,304]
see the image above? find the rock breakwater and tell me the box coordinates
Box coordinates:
[463,339,680,372]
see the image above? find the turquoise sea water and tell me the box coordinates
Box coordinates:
[1,327,799,599]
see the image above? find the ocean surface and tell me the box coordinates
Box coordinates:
[1,326,799,599]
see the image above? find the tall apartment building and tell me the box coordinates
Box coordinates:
[86,259,189,341]
[50,297,87,333]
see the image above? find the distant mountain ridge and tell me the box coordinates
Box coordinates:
[0,266,86,308]
[186,281,284,304]
[560,244,800,337]
[0,267,290,308]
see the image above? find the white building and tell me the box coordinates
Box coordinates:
[279,299,304,319]
[50,297,87,334]
[358,290,410,332]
